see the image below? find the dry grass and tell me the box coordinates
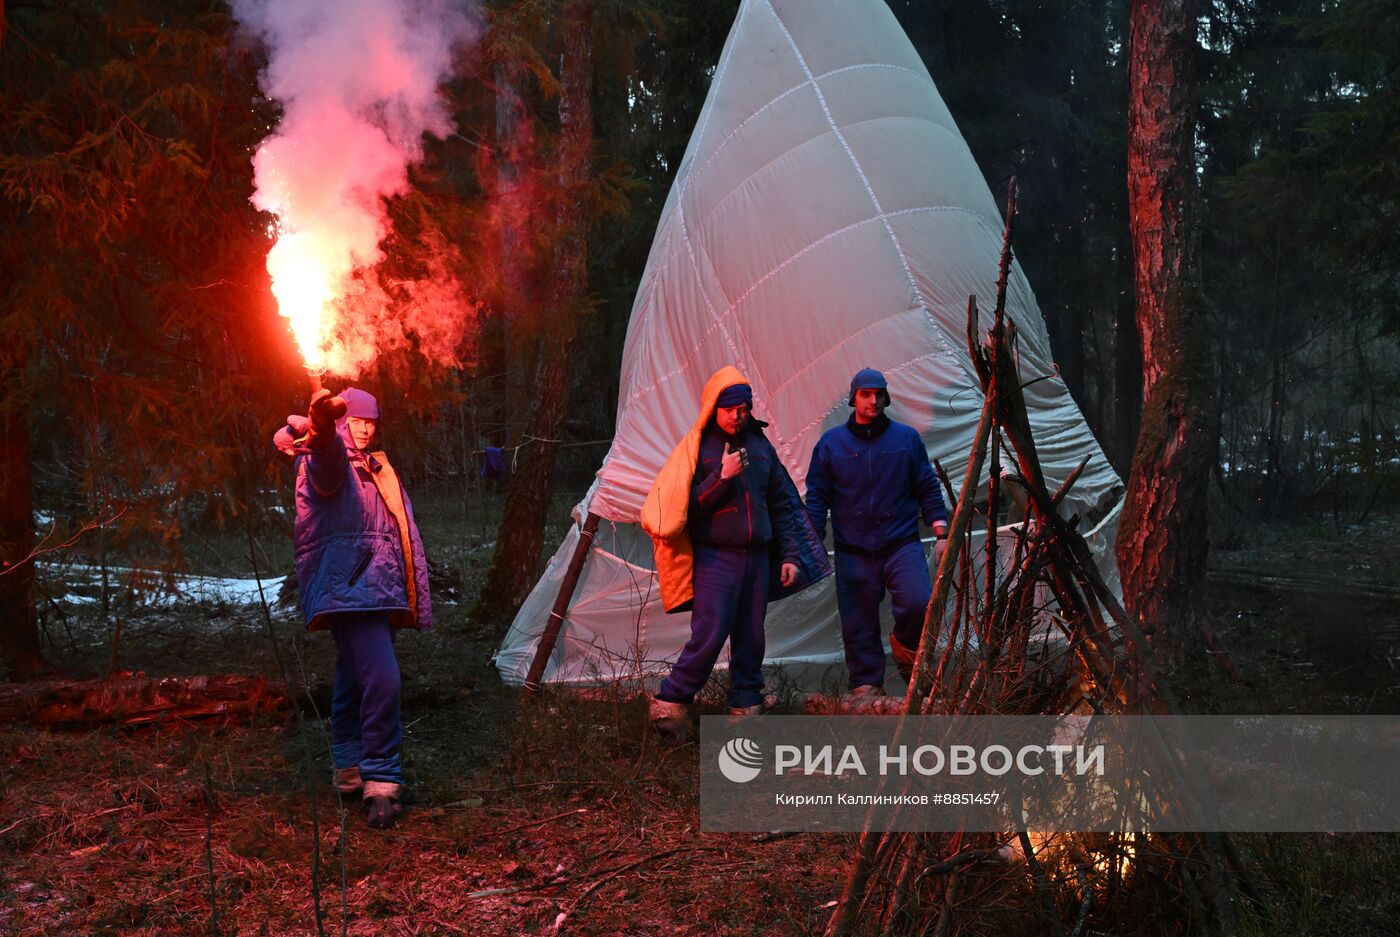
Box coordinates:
[6,653,1397,936]
[0,683,851,936]
[6,497,1400,935]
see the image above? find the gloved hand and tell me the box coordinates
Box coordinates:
[720,442,747,479]
[309,389,347,434]
[273,414,312,454]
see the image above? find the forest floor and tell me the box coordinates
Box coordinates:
[2,489,1399,935]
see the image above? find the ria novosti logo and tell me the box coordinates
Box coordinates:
[717,737,764,783]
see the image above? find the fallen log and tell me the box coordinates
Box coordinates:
[0,673,292,728]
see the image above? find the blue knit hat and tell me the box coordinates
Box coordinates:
[848,368,890,406]
[715,383,753,408]
[339,387,380,420]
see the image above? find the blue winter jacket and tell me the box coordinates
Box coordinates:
[280,420,432,631]
[682,420,829,605]
[690,422,800,563]
[804,415,949,555]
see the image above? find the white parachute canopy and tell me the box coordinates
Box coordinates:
[494,0,1122,687]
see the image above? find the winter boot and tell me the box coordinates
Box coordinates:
[727,692,777,716]
[848,684,885,698]
[889,633,917,684]
[649,697,691,742]
[362,780,404,829]
[333,766,363,797]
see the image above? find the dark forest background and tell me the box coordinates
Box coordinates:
[2,0,1398,676]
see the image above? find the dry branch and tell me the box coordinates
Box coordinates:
[827,183,1254,935]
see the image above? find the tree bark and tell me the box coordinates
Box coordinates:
[494,55,535,448]
[476,0,593,623]
[1112,245,1142,475]
[0,388,43,679]
[1117,0,1215,645]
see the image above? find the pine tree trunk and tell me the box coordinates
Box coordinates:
[494,56,534,448]
[475,0,593,623]
[1112,245,1142,476]
[0,391,44,679]
[1117,0,1215,645]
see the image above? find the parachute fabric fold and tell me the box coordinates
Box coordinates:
[494,0,1122,688]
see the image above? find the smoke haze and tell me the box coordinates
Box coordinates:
[233,0,478,375]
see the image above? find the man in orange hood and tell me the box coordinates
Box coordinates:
[642,367,830,733]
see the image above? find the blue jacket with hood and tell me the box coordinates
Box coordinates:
[275,407,432,631]
[689,420,800,562]
[641,366,831,613]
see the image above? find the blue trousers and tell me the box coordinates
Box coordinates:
[835,541,932,689]
[328,611,404,784]
[657,544,770,709]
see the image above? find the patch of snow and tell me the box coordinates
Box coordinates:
[171,574,288,605]
[42,561,287,608]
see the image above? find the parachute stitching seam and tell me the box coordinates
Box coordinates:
[691,63,925,190]
[763,0,959,368]
[623,206,978,409]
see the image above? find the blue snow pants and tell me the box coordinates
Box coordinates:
[835,540,932,689]
[656,544,770,709]
[328,611,404,784]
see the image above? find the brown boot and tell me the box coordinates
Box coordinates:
[362,780,404,829]
[649,697,691,742]
[333,766,363,797]
[890,634,917,683]
[728,691,777,716]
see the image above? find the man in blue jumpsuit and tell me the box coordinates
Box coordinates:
[804,369,948,694]
[643,369,831,736]
[653,382,803,717]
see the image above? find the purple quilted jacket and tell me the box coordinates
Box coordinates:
[278,419,432,631]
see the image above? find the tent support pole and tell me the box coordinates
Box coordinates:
[523,512,601,694]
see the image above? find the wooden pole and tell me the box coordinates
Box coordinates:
[523,511,601,694]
